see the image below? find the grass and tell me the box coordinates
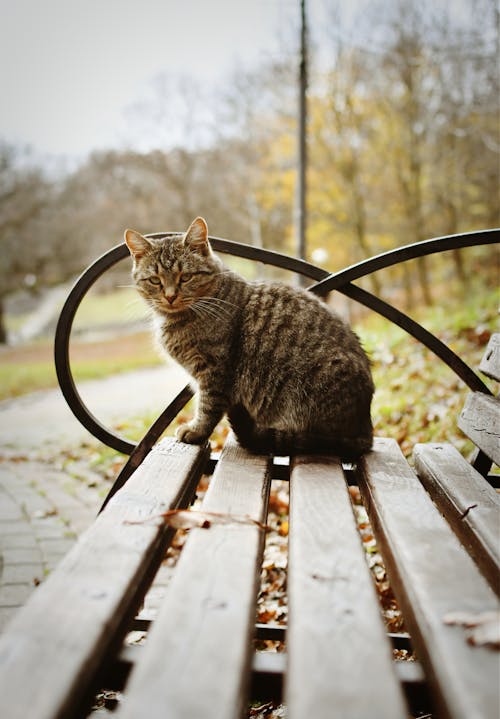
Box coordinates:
[1,279,156,401]
[72,287,149,329]
[0,332,161,401]
[356,285,499,457]
[0,363,56,399]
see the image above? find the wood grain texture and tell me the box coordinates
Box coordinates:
[0,438,208,719]
[359,437,500,719]
[479,333,500,381]
[118,434,272,719]
[286,455,407,719]
[414,442,500,594]
[458,392,500,466]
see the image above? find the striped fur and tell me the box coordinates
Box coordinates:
[125,218,374,458]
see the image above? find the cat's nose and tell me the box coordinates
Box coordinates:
[165,294,176,305]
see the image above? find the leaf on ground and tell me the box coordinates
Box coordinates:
[249,702,286,718]
[32,508,58,519]
[278,520,288,537]
[257,609,277,623]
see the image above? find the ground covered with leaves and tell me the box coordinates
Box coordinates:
[363,290,498,459]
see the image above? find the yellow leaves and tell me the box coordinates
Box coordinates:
[255,167,295,213]
[278,520,288,537]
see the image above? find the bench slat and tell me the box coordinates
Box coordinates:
[286,456,407,718]
[118,434,272,719]
[414,442,500,594]
[0,438,208,719]
[458,392,500,466]
[359,438,500,719]
[479,333,500,381]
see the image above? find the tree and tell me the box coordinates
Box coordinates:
[410,0,498,291]
[309,49,383,294]
[0,144,52,342]
[377,2,437,304]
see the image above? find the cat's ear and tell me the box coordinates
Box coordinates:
[184,217,210,256]
[124,229,152,261]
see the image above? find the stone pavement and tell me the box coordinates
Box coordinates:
[0,363,190,632]
[0,457,100,630]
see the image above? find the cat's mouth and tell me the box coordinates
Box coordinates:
[159,298,191,313]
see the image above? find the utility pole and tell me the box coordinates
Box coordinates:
[296,0,308,267]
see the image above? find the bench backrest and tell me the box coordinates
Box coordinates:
[53,229,499,508]
[458,333,500,470]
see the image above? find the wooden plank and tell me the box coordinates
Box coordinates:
[0,438,208,719]
[479,333,500,381]
[414,442,500,594]
[119,434,272,719]
[359,437,500,719]
[458,392,500,466]
[286,455,407,719]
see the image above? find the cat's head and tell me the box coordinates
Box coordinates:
[124,217,222,314]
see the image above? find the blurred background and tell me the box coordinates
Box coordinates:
[0,0,498,451]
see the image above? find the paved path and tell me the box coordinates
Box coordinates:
[0,363,190,631]
[0,364,189,452]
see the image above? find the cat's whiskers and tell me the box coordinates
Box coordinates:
[199,296,239,310]
[192,299,228,323]
[188,303,204,321]
[212,269,233,276]
[193,305,224,323]
[189,303,213,322]
[195,297,233,315]
[124,296,149,310]
[195,297,237,319]
[122,298,154,324]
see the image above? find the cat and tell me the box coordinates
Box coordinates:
[125,217,374,458]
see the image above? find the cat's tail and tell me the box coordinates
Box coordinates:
[245,430,373,460]
[280,431,373,460]
[228,405,373,460]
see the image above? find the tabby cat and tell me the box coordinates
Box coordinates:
[125,217,374,458]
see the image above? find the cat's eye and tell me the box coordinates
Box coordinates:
[148,277,162,285]
[180,272,193,282]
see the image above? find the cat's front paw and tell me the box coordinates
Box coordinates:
[176,422,208,445]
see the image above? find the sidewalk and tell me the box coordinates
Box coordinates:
[0,364,190,631]
[0,459,97,630]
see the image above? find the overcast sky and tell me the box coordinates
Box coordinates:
[0,0,310,161]
[1,0,478,164]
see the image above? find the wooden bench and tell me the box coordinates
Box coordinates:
[0,232,498,719]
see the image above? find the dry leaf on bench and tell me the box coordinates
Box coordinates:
[126,509,269,532]
[443,610,500,649]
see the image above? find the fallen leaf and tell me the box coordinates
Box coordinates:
[348,486,362,503]
[126,509,270,532]
[249,702,274,717]
[257,609,277,623]
[32,508,58,519]
[443,610,500,649]
[278,521,288,537]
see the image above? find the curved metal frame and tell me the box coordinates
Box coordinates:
[54,228,498,507]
